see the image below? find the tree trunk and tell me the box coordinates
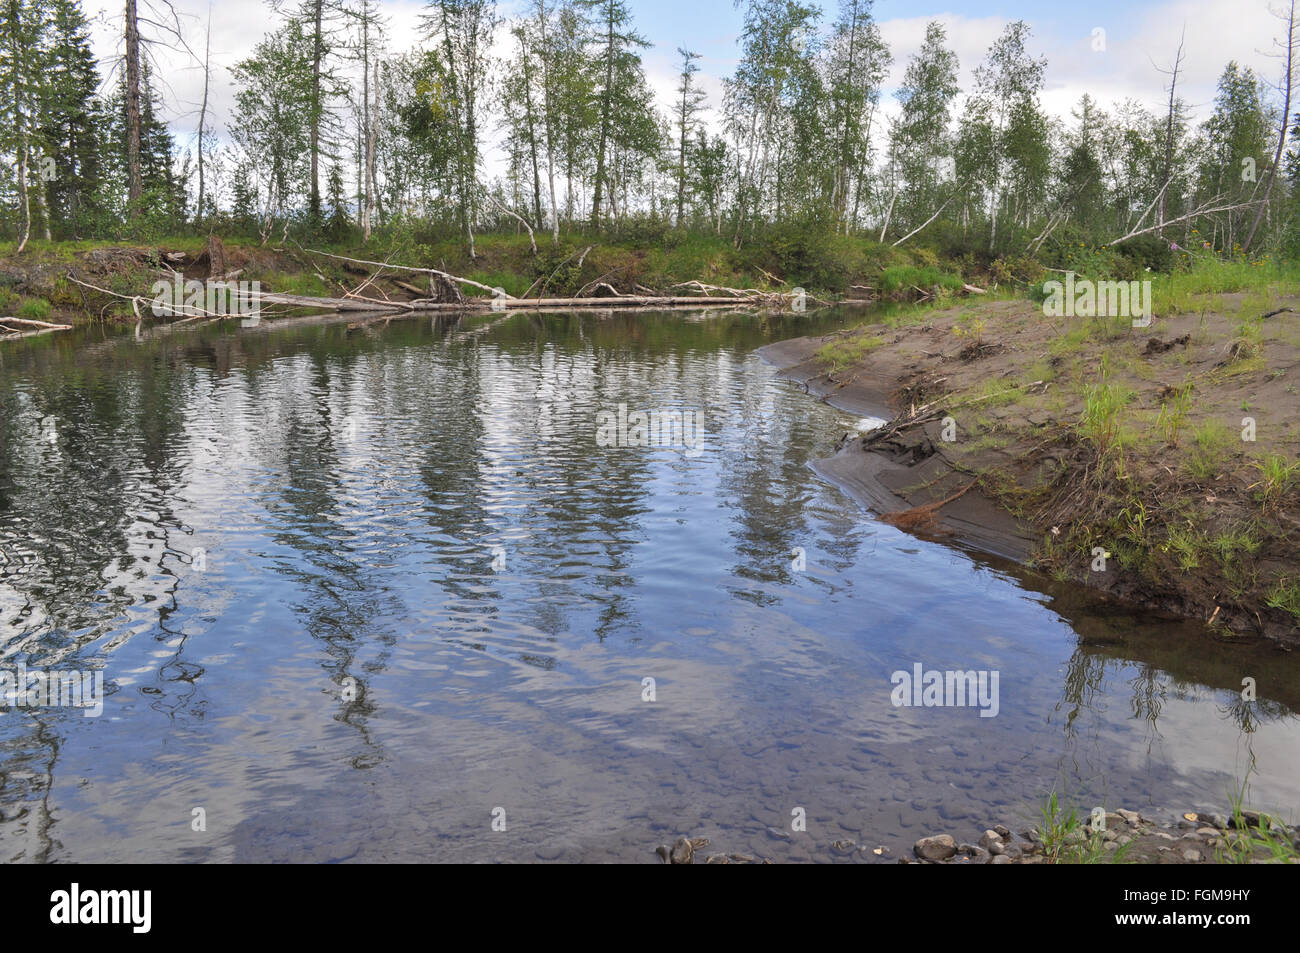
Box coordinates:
[590,7,615,231]
[196,7,211,227]
[309,0,324,224]
[125,0,143,214]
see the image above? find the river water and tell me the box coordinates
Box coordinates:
[0,307,1296,863]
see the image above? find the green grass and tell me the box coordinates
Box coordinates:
[16,297,52,320]
[1213,772,1299,864]
[1079,372,1136,460]
[1153,256,1300,315]
[1250,453,1300,510]
[266,272,330,297]
[815,332,886,372]
[1163,525,1204,570]
[1209,522,1263,564]
[1185,420,1234,481]
[1155,376,1193,446]
[467,269,532,298]
[878,264,963,296]
[1265,580,1300,620]
[1036,793,1134,865]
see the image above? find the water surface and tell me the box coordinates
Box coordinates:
[1,307,1296,862]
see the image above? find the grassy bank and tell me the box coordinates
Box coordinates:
[805,255,1300,642]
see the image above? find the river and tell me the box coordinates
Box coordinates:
[0,306,1296,862]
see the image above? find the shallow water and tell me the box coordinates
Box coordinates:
[0,307,1296,863]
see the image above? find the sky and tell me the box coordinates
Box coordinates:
[75,0,1294,177]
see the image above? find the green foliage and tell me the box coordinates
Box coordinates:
[1114,234,1174,273]
[758,224,862,290]
[16,296,51,319]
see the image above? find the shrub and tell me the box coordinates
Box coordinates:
[17,297,52,320]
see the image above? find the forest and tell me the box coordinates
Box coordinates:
[0,0,1297,285]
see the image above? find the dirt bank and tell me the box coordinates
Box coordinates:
[760,296,1300,646]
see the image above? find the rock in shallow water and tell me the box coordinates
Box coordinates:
[670,837,694,865]
[913,834,957,861]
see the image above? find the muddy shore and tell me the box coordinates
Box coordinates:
[759,298,1300,647]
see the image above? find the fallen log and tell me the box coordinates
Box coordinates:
[0,316,73,330]
[256,291,408,312]
[304,248,515,298]
[405,294,767,310]
[0,325,73,340]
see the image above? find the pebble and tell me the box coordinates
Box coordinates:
[743,802,1281,867]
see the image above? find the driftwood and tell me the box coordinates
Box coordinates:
[258,291,399,312]
[879,483,976,533]
[0,316,72,330]
[67,274,291,321]
[0,316,74,340]
[405,294,765,311]
[304,248,516,298]
[670,281,820,309]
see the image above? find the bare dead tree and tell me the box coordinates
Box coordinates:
[1152,25,1187,233]
[125,0,143,211]
[1244,0,1299,253]
[1108,194,1263,245]
[195,3,212,228]
[118,0,194,220]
